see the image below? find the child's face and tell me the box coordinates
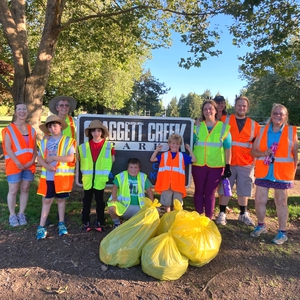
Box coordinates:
[47,122,62,136]
[168,141,181,152]
[127,163,140,177]
[91,128,103,141]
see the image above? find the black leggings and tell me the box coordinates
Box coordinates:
[81,188,105,225]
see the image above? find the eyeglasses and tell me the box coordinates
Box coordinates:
[58,104,70,108]
[272,112,285,117]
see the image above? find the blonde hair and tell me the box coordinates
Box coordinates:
[168,133,183,145]
[235,96,250,108]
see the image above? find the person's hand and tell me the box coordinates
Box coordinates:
[45,164,56,172]
[156,144,163,152]
[16,160,24,170]
[45,156,55,164]
[223,164,232,178]
[185,144,191,152]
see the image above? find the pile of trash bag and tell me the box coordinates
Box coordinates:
[100,199,222,280]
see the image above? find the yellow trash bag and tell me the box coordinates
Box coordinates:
[141,232,189,281]
[99,198,161,268]
[171,213,222,267]
[156,199,183,235]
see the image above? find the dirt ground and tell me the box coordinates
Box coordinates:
[0,171,300,300]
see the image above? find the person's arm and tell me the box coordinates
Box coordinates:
[109,184,119,201]
[250,135,273,158]
[4,130,24,170]
[145,187,154,201]
[45,153,75,164]
[150,144,163,162]
[185,144,196,162]
[293,131,299,173]
[24,136,37,169]
[37,155,56,172]
[112,154,115,163]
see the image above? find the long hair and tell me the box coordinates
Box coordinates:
[201,100,218,121]
[267,103,289,126]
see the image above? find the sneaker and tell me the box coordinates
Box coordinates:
[36,226,47,240]
[216,212,227,225]
[9,215,19,227]
[238,212,255,226]
[250,225,267,237]
[272,231,288,245]
[58,222,68,236]
[95,222,105,232]
[17,213,27,226]
[82,222,92,232]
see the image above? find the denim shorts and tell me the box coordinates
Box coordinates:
[7,170,34,183]
[45,181,70,199]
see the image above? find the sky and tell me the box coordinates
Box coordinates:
[145,15,251,107]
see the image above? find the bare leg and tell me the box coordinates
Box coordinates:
[237,196,248,206]
[7,182,20,217]
[57,199,66,223]
[108,206,118,220]
[40,197,54,226]
[274,189,289,231]
[254,186,269,224]
[18,180,31,214]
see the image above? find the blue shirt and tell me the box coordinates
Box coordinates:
[262,124,291,183]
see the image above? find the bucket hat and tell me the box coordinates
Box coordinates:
[49,96,77,114]
[84,120,109,139]
[39,115,68,134]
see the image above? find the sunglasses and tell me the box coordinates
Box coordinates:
[58,104,70,108]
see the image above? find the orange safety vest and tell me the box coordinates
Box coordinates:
[37,135,76,196]
[2,123,36,176]
[155,151,186,197]
[254,124,296,181]
[222,115,259,166]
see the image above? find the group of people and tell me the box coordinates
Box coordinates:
[2,95,298,245]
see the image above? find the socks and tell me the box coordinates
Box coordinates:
[113,218,121,226]
[219,205,227,213]
[239,205,247,215]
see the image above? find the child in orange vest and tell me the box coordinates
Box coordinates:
[36,115,76,240]
[150,133,196,212]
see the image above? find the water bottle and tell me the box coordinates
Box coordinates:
[222,178,232,197]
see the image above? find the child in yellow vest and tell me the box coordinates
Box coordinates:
[78,120,115,232]
[107,158,153,228]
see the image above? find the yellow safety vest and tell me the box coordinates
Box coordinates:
[193,121,230,168]
[78,141,113,190]
[107,171,146,216]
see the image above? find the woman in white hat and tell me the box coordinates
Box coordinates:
[49,96,77,139]
[36,115,76,240]
[78,120,115,232]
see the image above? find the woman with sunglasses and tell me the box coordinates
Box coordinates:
[49,96,77,139]
[250,104,298,244]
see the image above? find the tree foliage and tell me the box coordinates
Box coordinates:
[245,73,300,125]
[228,0,300,78]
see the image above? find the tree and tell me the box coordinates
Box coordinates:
[167,97,180,117]
[179,92,203,118]
[126,70,170,116]
[245,73,300,125]
[0,0,240,131]
[229,0,300,78]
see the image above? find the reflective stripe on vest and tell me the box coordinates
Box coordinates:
[4,125,35,159]
[158,152,185,175]
[224,115,255,149]
[194,122,227,147]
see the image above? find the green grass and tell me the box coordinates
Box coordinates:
[0,171,300,228]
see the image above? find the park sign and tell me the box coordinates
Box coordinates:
[76,114,194,187]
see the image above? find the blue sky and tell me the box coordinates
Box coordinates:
[145,15,251,106]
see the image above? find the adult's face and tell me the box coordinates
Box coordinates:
[216,101,226,113]
[56,100,70,116]
[234,99,248,118]
[15,104,28,120]
[271,107,287,127]
[203,103,216,121]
